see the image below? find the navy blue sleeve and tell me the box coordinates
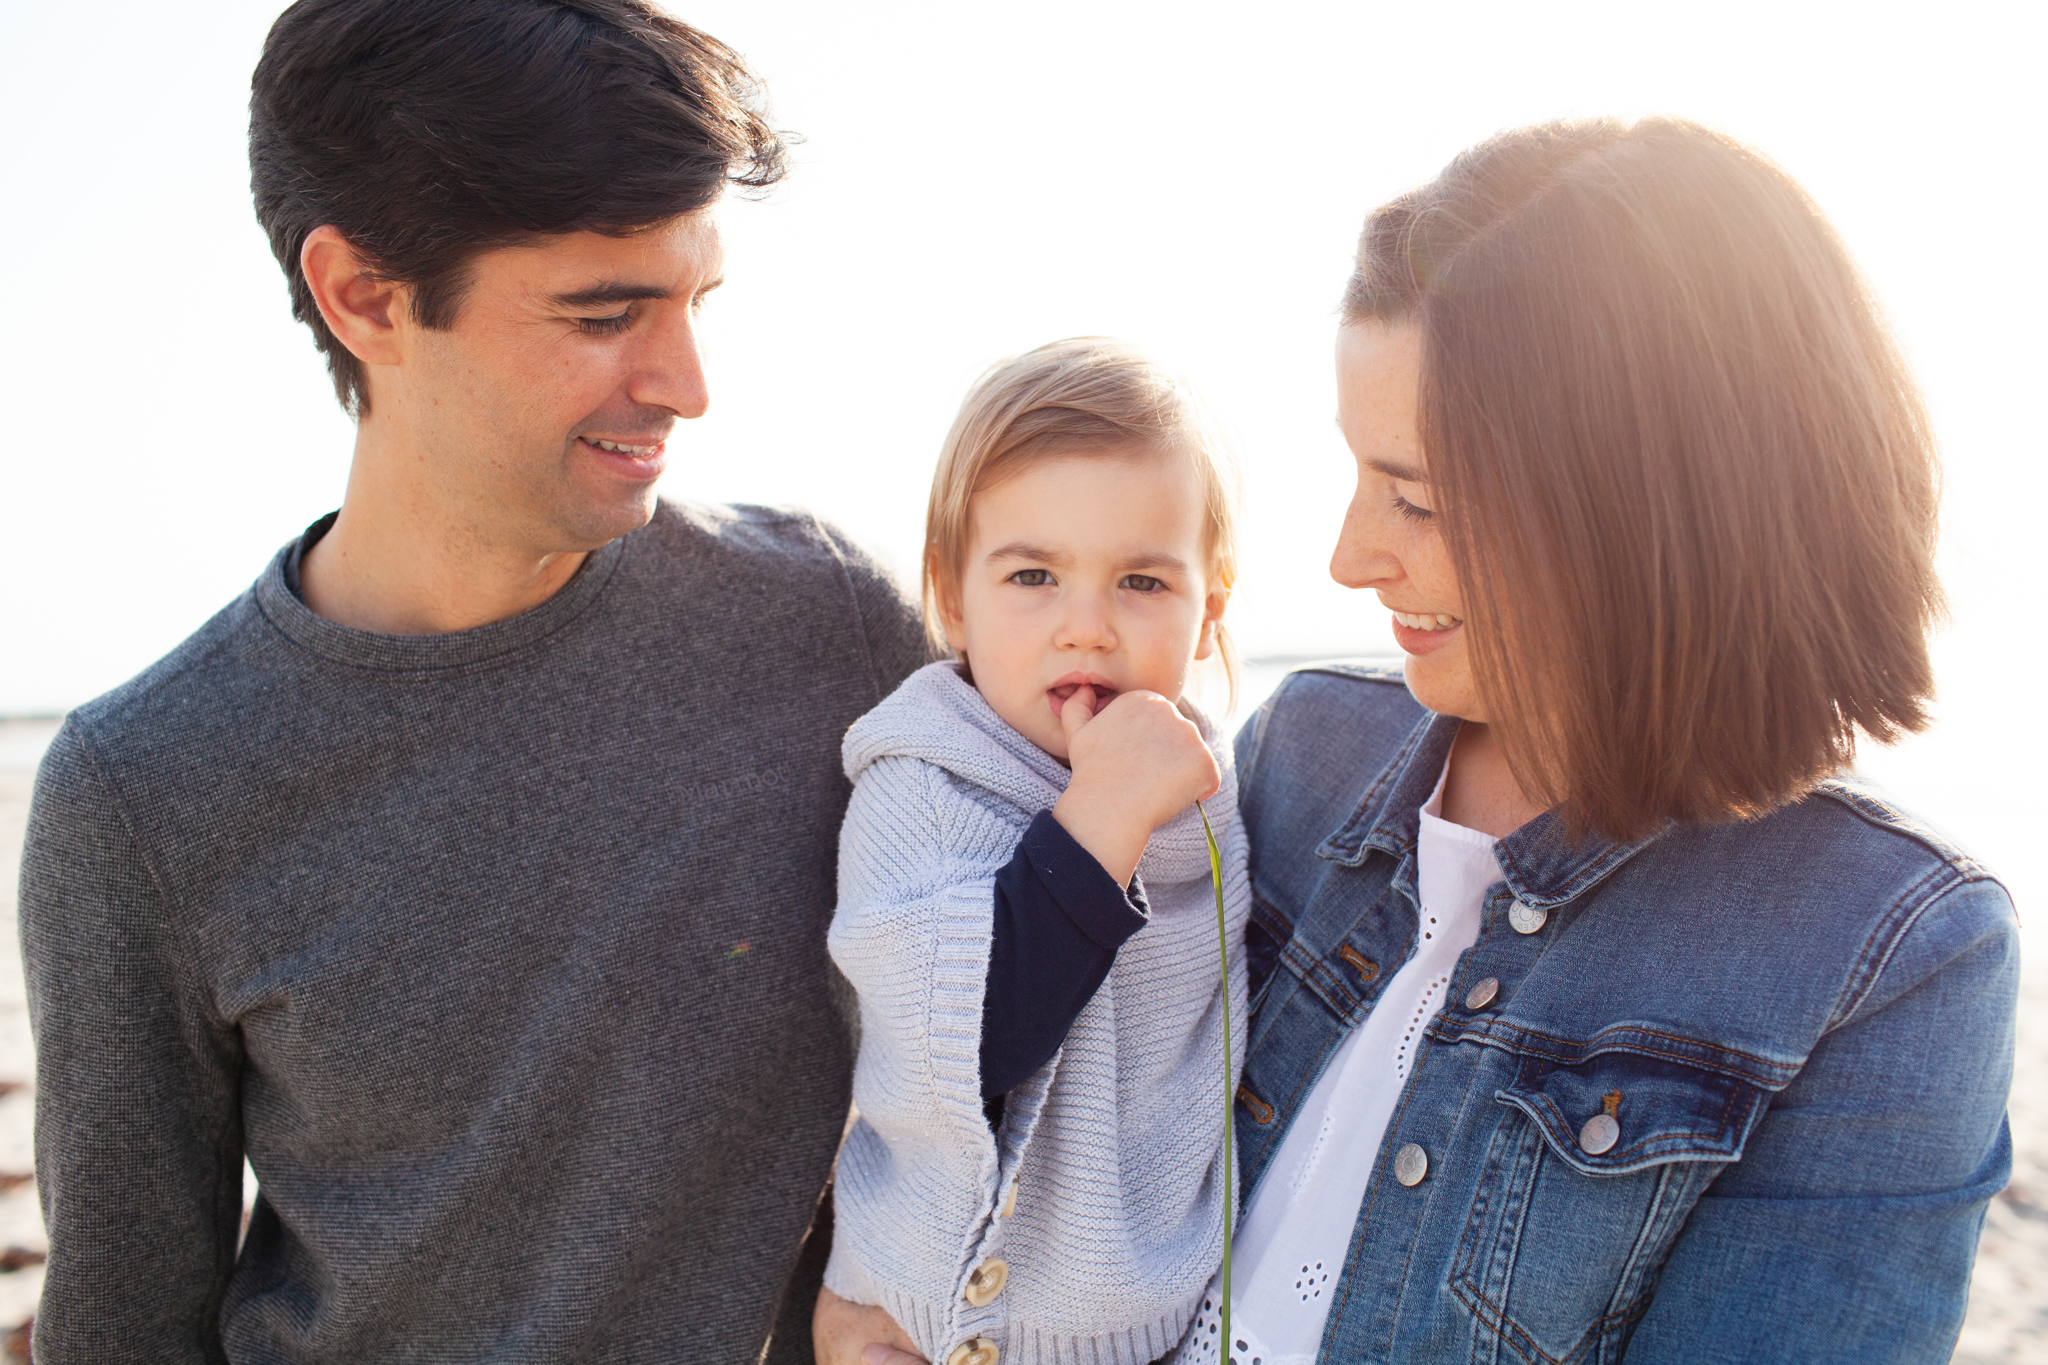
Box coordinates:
[981,809,1149,1099]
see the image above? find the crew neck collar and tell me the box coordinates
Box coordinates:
[253,512,629,672]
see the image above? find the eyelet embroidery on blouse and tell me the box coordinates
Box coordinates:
[1393,973,1450,1084]
[1176,1295,1274,1364]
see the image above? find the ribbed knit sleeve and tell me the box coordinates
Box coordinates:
[829,757,1007,1157]
[826,756,1037,1354]
[20,721,245,1364]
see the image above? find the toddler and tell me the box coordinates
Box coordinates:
[824,338,1252,1365]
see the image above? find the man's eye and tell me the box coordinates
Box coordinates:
[576,311,633,336]
[1008,569,1053,587]
[1120,574,1164,593]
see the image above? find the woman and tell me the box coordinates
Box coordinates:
[823,116,2018,1365]
[1181,117,2017,1364]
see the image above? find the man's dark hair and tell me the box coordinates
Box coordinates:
[250,0,787,414]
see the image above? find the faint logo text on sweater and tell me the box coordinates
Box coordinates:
[677,765,790,804]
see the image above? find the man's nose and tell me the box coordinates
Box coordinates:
[629,308,711,420]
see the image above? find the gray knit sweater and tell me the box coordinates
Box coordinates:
[824,663,1250,1365]
[18,500,926,1363]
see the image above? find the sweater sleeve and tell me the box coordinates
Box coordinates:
[982,811,1148,1098]
[829,756,1000,1148]
[19,722,245,1363]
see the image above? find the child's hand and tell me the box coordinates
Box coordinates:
[1051,686,1220,886]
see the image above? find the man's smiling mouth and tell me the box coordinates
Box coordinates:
[582,436,664,456]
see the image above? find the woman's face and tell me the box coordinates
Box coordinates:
[1331,321,1485,722]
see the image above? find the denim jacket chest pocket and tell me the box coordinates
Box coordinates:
[1452,1039,1774,1365]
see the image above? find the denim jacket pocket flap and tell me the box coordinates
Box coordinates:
[1494,1048,1771,1178]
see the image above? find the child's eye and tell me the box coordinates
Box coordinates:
[1120,574,1165,593]
[1392,494,1435,524]
[1007,569,1053,587]
[576,311,634,336]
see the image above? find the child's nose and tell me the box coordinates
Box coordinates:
[1054,594,1117,650]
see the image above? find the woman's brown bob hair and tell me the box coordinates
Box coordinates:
[1345,117,1943,841]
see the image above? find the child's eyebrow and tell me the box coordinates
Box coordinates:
[1117,552,1189,573]
[984,541,1071,566]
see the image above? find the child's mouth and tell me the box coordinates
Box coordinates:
[1048,682,1118,716]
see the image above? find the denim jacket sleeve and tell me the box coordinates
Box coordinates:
[1622,873,2018,1363]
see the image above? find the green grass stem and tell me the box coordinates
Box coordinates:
[1198,800,1233,1361]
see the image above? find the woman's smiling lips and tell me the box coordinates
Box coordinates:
[1047,673,1120,718]
[1389,608,1464,657]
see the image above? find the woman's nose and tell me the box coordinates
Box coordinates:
[1330,486,1400,590]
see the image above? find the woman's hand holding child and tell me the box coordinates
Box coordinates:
[1051,685,1221,887]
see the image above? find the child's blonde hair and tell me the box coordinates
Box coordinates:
[923,336,1241,707]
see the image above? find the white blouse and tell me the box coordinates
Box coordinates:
[1173,759,1501,1365]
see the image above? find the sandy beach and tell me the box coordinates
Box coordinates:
[0,712,2039,1359]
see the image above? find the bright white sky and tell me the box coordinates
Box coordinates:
[0,1,2041,912]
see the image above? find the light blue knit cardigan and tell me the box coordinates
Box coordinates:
[825,662,1250,1365]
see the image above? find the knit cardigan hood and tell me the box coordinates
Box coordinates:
[826,662,1250,1365]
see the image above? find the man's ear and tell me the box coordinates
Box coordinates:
[300,225,407,369]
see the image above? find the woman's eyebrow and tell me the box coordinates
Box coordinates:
[1367,456,1427,482]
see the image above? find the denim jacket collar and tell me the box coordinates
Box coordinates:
[1313,710,1661,908]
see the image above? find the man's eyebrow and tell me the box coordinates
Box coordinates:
[546,277,723,309]
[549,281,672,309]
[1367,456,1427,483]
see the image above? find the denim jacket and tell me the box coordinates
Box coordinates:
[1231,663,2019,1364]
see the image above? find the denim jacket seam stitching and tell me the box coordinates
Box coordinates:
[1249,892,1292,940]
[1342,1032,1452,1365]
[1321,715,1435,859]
[1445,1020,1796,1083]
[1510,1072,1749,1163]
[1822,859,1967,1032]
[1456,1272,1642,1365]
[1454,1240,1657,1365]
[1280,939,1366,1018]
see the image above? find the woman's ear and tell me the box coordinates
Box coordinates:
[300,225,407,370]
[1193,582,1230,661]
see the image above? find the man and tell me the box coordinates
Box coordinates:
[18,1,924,1359]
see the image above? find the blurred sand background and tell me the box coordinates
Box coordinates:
[2,694,2040,1359]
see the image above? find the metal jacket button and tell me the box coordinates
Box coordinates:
[963,1257,1009,1306]
[1464,976,1500,1010]
[1394,1142,1429,1186]
[1579,1113,1621,1155]
[1508,900,1548,934]
[947,1338,1000,1365]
